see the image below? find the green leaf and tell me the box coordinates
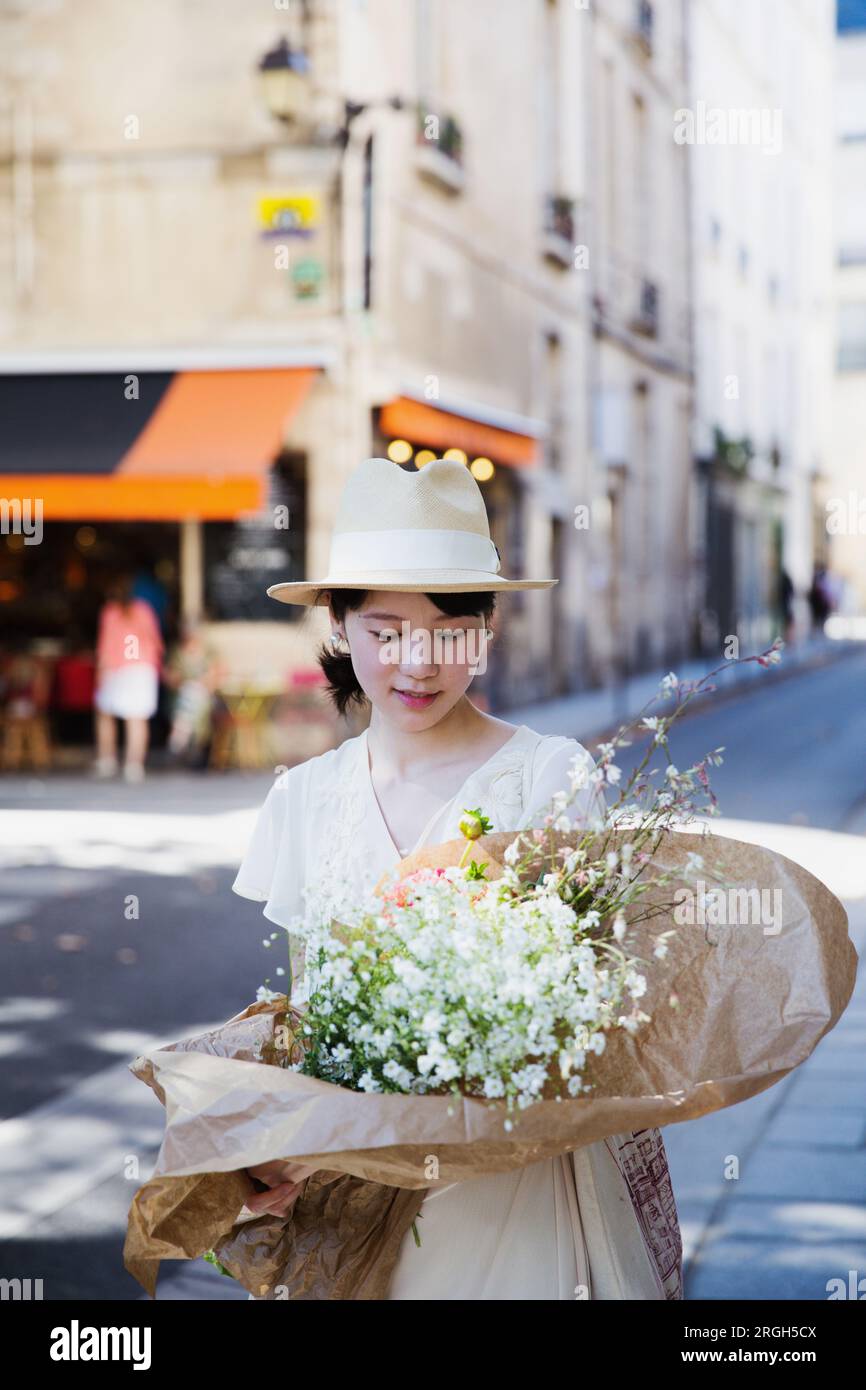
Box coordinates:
[465,859,489,880]
[203,1249,235,1279]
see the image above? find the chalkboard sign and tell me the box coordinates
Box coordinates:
[204,452,305,621]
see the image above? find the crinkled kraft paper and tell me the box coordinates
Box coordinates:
[124,828,856,1298]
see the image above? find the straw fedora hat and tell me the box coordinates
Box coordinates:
[267,456,557,605]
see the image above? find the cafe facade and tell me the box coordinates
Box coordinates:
[1,343,558,755]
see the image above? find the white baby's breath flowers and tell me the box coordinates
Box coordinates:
[652,929,677,961]
[569,758,591,792]
[292,864,642,1122]
[641,715,669,746]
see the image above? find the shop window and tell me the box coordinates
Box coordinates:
[204,451,306,621]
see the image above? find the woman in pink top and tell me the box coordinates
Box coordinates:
[93,573,164,782]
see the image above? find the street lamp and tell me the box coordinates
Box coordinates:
[257,36,405,148]
[257,38,311,124]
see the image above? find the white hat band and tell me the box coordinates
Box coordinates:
[328,528,501,575]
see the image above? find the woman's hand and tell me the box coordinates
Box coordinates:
[243,1159,320,1217]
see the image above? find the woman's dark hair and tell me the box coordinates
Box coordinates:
[105,571,133,607]
[315,588,497,718]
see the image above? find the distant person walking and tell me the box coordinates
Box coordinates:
[807,563,833,634]
[93,574,164,782]
[779,567,795,644]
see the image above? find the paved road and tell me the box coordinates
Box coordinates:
[0,648,863,1300]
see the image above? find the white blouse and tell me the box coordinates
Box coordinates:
[232,722,606,1005]
[231,722,679,1300]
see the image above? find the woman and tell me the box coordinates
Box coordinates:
[93,573,164,782]
[231,456,683,1300]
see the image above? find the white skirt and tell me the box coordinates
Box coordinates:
[386,1144,668,1301]
[95,664,159,719]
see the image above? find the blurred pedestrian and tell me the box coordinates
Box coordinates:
[53,630,96,746]
[779,567,795,644]
[93,573,164,782]
[807,563,832,633]
[163,619,223,766]
[132,566,170,638]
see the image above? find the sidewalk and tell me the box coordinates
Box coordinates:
[665,897,866,1300]
[502,633,861,745]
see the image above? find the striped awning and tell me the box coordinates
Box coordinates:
[0,366,318,520]
[378,395,541,468]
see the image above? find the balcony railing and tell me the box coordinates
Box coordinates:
[415,104,465,192]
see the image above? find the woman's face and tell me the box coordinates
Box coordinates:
[333,590,492,730]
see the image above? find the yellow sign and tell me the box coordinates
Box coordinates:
[256,193,320,236]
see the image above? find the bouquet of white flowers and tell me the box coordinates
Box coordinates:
[290,851,649,1120]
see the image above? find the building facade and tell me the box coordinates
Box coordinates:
[0,0,611,737]
[6,0,829,756]
[586,0,695,679]
[687,0,836,652]
[830,4,866,620]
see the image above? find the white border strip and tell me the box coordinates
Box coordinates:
[0,345,338,374]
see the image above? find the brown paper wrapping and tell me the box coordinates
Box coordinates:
[124,828,857,1298]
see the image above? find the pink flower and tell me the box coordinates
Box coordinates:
[380,866,446,911]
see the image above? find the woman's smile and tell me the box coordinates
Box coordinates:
[393,688,440,710]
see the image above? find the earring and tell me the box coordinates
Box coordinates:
[329,632,351,655]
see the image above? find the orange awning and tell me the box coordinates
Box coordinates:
[379,396,541,468]
[0,366,318,520]
[116,368,316,478]
[0,474,263,521]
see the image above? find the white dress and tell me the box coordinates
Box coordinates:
[232,722,683,1300]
